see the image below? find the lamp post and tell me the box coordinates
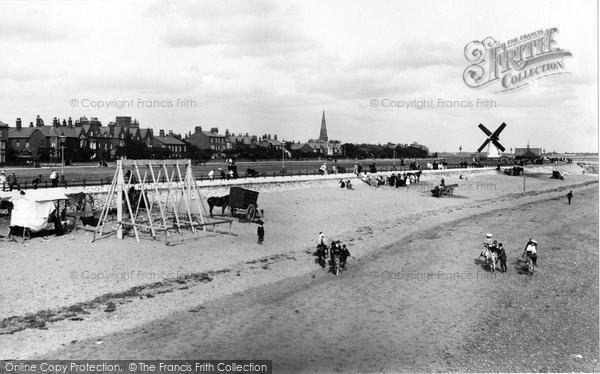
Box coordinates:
[459,146,462,165]
[59,135,66,180]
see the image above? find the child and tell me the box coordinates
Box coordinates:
[257,222,264,244]
[340,244,351,270]
[481,233,493,258]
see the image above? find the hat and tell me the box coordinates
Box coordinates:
[486,233,493,238]
[530,239,538,244]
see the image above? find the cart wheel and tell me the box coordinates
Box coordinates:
[246,204,256,221]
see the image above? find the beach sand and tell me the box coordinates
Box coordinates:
[0,165,598,371]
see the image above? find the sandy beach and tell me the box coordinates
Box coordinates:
[0,164,598,372]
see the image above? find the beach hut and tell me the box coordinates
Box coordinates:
[9,189,68,233]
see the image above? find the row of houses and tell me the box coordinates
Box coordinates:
[0,111,345,163]
[182,126,344,156]
[0,116,188,163]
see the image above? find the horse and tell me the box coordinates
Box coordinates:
[207,195,229,217]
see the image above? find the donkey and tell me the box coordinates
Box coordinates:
[207,195,229,217]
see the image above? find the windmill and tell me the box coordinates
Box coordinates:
[477,122,506,158]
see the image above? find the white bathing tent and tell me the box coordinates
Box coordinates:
[9,189,68,232]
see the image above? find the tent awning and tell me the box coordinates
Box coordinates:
[10,189,69,202]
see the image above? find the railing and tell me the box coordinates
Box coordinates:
[12,163,489,190]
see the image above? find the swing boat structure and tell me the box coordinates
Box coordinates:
[93,159,232,243]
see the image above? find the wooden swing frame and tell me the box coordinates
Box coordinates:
[93,159,232,243]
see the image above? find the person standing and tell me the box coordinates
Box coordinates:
[317,232,325,249]
[50,169,58,188]
[208,169,215,181]
[523,238,538,267]
[257,221,264,244]
[566,190,573,205]
[340,244,351,270]
[497,243,507,273]
[0,171,6,192]
[83,194,94,217]
[7,172,18,191]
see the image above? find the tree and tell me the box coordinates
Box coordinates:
[152,147,172,159]
[115,134,153,159]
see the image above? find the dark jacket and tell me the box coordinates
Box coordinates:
[257,225,264,237]
[498,247,507,261]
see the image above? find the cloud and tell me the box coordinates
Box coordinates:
[155,0,315,57]
[0,7,70,43]
[355,41,464,71]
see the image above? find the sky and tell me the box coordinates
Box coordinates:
[0,0,597,153]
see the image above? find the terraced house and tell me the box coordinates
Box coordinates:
[7,118,45,160]
[0,121,8,163]
[186,126,230,152]
[152,129,187,158]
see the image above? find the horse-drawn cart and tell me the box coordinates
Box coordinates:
[430,184,458,197]
[229,187,261,221]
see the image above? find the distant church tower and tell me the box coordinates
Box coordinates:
[319,110,328,141]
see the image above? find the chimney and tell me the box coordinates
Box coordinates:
[159,129,165,137]
[194,126,202,133]
[108,124,115,134]
[29,122,34,127]
[245,132,249,137]
[274,134,277,140]
[68,117,73,127]
[16,118,22,130]
[210,127,218,134]
[36,115,43,127]
[168,130,173,136]
[225,129,230,137]
[53,117,58,126]
[267,134,271,140]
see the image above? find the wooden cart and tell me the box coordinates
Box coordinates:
[229,187,261,221]
[430,184,458,198]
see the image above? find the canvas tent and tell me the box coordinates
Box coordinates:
[9,189,68,232]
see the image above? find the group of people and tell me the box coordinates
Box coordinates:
[0,171,18,192]
[319,160,344,175]
[480,233,539,273]
[207,159,239,181]
[360,171,421,188]
[315,232,351,274]
[480,233,508,272]
[0,169,60,191]
[339,179,353,189]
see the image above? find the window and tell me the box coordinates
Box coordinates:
[25,141,30,148]
[16,140,20,147]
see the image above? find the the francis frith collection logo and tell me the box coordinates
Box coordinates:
[463,27,572,92]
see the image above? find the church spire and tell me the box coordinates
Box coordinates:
[319,110,328,141]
